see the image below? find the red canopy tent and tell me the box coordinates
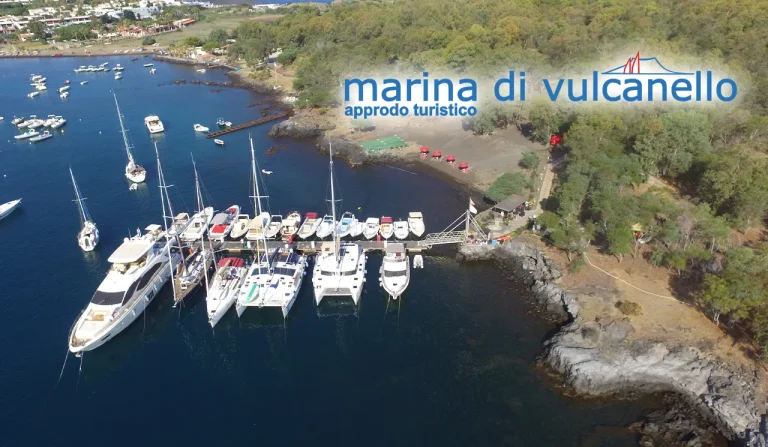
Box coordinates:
[550,135,562,146]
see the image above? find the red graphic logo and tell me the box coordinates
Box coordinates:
[623,52,641,74]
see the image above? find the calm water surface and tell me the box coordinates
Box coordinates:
[0,57,652,446]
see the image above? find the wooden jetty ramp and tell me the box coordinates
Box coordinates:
[206,111,292,138]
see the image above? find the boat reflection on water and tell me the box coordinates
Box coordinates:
[315,296,359,319]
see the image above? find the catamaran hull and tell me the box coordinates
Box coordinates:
[68,254,179,353]
[314,284,363,307]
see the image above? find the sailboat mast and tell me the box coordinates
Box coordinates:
[69,167,86,225]
[112,92,133,164]
[329,142,339,263]
[192,155,204,213]
[249,135,262,215]
[155,143,177,300]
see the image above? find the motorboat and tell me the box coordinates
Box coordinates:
[58,86,70,93]
[80,81,88,85]
[0,198,21,220]
[262,170,273,175]
[43,115,57,127]
[413,255,424,269]
[216,118,226,126]
[197,68,206,73]
[379,242,410,300]
[297,212,321,239]
[114,72,122,80]
[379,216,394,239]
[0,116,3,121]
[256,247,307,318]
[114,93,147,183]
[145,115,164,134]
[394,220,409,240]
[129,183,138,191]
[315,214,336,239]
[15,129,40,140]
[208,205,239,241]
[60,91,69,98]
[65,80,70,85]
[408,212,425,237]
[113,64,125,71]
[169,212,189,234]
[245,212,271,241]
[229,213,251,240]
[280,211,301,239]
[29,131,53,143]
[193,123,209,132]
[312,143,367,306]
[70,167,99,252]
[51,116,67,129]
[206,257,247,327]
[350,221,365,238]
[68,224,181,352]
[35,83,47,90]
[143,63,154,67]
[74,66,87,73]
[235,246,279,317]
[28,92,39,98]
[224,121,232,127]
[149,68,156,75]
[336,212,357,238]
[264,214,283,239]
[11,117,24,125]
[173,246,213,306]
[214,139,225,146]
[17,116,33,128]
[27,118,45,129]
[362,217,380,239]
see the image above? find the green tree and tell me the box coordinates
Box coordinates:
[520,152,540,170]
[606,224,633,262]
[27,21,47,40]
[122,9,137,21]
[181,36,204,47]
[208,28,228,44]
[529,100,568,144]
[202,41,220,52]
[142,36,156,46]
[634,111,712,177]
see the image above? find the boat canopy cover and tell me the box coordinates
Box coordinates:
[305,212,318,219]
[381,216,393,223]
[386,243,405,254]
[218,257,244,268]
[210,213,229,225]
[408,212,423,218]
[108,240,152,264]
[211,224,228,234]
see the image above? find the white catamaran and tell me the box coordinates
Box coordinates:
[69,167,99,252]
[114,92,146,183]
[312,143,367,306]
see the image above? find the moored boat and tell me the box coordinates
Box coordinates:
[29,131,53,143]
[394,219,409,240]
[11,116,24,125]
[297,212,321,239]
[257,247,307,318]
[315,214,336,239]
[0,198,21,220]
[208,205,239,241]
[214,139,225,146]
[193,123,209,132]
[264,214,283,239]
[206,257,247,327]
[144,115,164,134]
[280,211,301,239]
[235,246,278,317]
[408,212,425,237]
[114,93,147,183]
[58,86,70,93]
[336,211,357,238]
[229,213,251,240]
[379,242,410,300]
[15,129,40,140]
[28,92,39,98]
[70,167,99,251]
[362,217,380,239]
[379,216,394,239]
[350,221,365,238]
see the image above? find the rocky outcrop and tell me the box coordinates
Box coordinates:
[630,395,724,447]
[457,241,765,442]
[268,116,335,139]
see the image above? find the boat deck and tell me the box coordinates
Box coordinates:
[194,239,426,254]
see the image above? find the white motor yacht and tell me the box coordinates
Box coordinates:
[379,216,394,239]
[408,212,425,237]
[362,217,380,239]
[68,225,180,352]
[145,115,164,134]
[0,198,21,220]
[312,143,367,306]
[297,212,322,239]
[394,220,410,240]
[70,167,99,252]
[235,246,278,317]
[206,257,247,327]
[379,242,410,300]
[114,93,147,183]
[264,214,283,239]
[193,124,209,132]
[315,214,336,239]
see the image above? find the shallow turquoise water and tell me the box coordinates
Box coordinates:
[0,57,652,446]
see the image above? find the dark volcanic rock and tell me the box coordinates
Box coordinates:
[268,117,335,139]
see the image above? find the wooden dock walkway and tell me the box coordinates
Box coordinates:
[206,112,292,138]
[195,239,426,254]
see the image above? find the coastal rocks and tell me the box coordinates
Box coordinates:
[316,137,369,166]
[629,395,724,447]
[458,240,764,441]
[268,117,335,139]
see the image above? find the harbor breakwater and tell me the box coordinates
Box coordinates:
[457,242,767,445]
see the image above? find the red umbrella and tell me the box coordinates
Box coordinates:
[433,151,443,157]
[458,162,469,169]
[420,146,429,153]
[446,155,456,162]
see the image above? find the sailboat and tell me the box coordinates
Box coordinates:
[69,167,99,252]
[244,136,271,242]
[114,92,146,183]
[179,157,214,242]
[312,142,367,306]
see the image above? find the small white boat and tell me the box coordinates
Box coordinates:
[193,123,209,132]
[379,242,410,299]
[214,139,225,146]
[0,116,3,121]
[60,91,69,98]
[15,129,39,140]
[350,221,365,238]
[413,255,424,269]
[297,212,321,239]
[408,212,425,237]
[27,119,45,129]
[362,217,380,239]
[129,183,138,191]
[379,216,394,239]
[149,68,156,74]
[74,66,87,73]
[11,117,24,125]
[216,118,226,126]
[394,220,409,240]
[114,72,122,80]
[35,84,47,90]
[145,115,164,134]
[29,131,53,143]
[197,68,206,73]
[261,169,273,175]
[209,205,240,241]
[224,121,232,127]
[144,63,154,67]
[28,92,39,98]
[315,214,336,239]
[335,211,357,238]
[43,115,56,127]
[229,213,251,240]
[58,86,70,93]
[264,214,283,239]
[70,167,99,252]
[51,117,67,129]
[280,211,301,239]
[113,64,125,71]
[0,198,21,220]
[80,81,88,85]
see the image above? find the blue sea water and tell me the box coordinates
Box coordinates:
[0,57,653,446]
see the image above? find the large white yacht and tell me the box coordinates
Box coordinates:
[69,167,99,252]
[145,115,164,134]
[206,257,247,327]
[68,225,180,352]
[379,242,410,300]
[312,144,367,306]
[235,246,278,317]
[114,93,146,183]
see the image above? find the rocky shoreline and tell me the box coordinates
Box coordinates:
[457,242,766,445]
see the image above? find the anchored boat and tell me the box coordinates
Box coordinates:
[69,167,99,252]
